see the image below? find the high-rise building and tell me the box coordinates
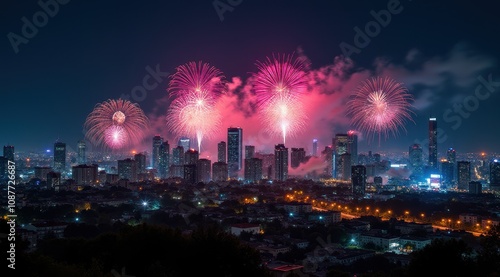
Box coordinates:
[118,158,137,182]
[72,164,98,185]
[244,158,263,183]
[291,148,306,169]
[47,171,61,188]
[0,156,7,180]
[152,135,163,172]
[409,144,424,180]
[339,153,352,181]
[255,152,274,179]
[352,165,366,196]
[227,127,243,178]
[77,140,86,165]
[170,146,185,178]
[212,162,228,182]
[428,117,438,171]
[447,148,456,164]
[441,161,454,185]
[217,141,226,163]
[490,160,500,189]
[469,181,482,195]
[457,161,471,190]
[172,146,185,165]
[245,145,255,159]
[178,137,191,151]
[183,164,197,184]
[274,144,288,181]
[53,142,66,173]
[321,146,333,178]
[185,149,199,165]
[347,131,358,165]
[159,141,170,178]
[134,153,147,174]
[35,166,52,181]
[312,139,318,157]
[3,145,14,163]
[197,158,211,183]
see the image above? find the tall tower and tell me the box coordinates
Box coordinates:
[347,131,358,165]
[490,160,500,190]
[178,137,191,151]
[291,148,306,168]
[409,144,423,180]
[3,145,14,162]
[196,158,211,183]
[457,161,471,190]
[352,165,366,196]
[77,140,86,165]
[217,141,226,163]
[159,141,170,179]
[184,149,199,165]
[152,135,163,171]
[245,145,255,159]
[53,142,66,173]
[134,152,147,174]
[227,127,243,178]
[312,139,318,157]
[428,117,438,171]
[244,158,263,183]
[274,144,288,181]
[333,134,349,178]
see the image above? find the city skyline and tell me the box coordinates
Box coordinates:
[2,1,500,155]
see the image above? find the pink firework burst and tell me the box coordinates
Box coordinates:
[346,76,414,144]
[253,53,309,144]
[168,61,225,98]
[166,61,226,151]
[84,99,149,149]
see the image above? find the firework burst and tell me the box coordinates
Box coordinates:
[346,76,414,143]
[253,53,309,144]
[166,61,226,151]
[84,99,149,150]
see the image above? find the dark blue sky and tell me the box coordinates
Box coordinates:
[1,0,499,156]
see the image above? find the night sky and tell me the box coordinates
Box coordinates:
[2,0,500,157]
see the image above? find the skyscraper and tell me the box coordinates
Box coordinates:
[245,145,255,159]
[159,141,170,178]
[212,162,228,182]
[53,142,66,173]
[447,148,456,164]
[118,158,137,182]
[152,135,163,172]
[178,137,190,151]
[409,144,424,180]
[291,148,306,168]
[352,165,366,196]
[134,153,147,174]
[441,160,454,185]
[217,141,226,163]
[197,158,211,183]
[333,134,349,178]
[457,161,471,190]
[244,158,263,183]
[184,149,199,165]
[227,127,243,178]
[312,139,318,157]
[321,146,333,178]
[255,152,274,179]
[428,117,438,171]
[77,140,86,165]
[490,160,500,189]
[72,164,98,185]
[347,131,358,165]
[183,164,197,184]
[339,153,352,181]
[170,146,185,178]
[3,145,14,162]
[274,144,288,181]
